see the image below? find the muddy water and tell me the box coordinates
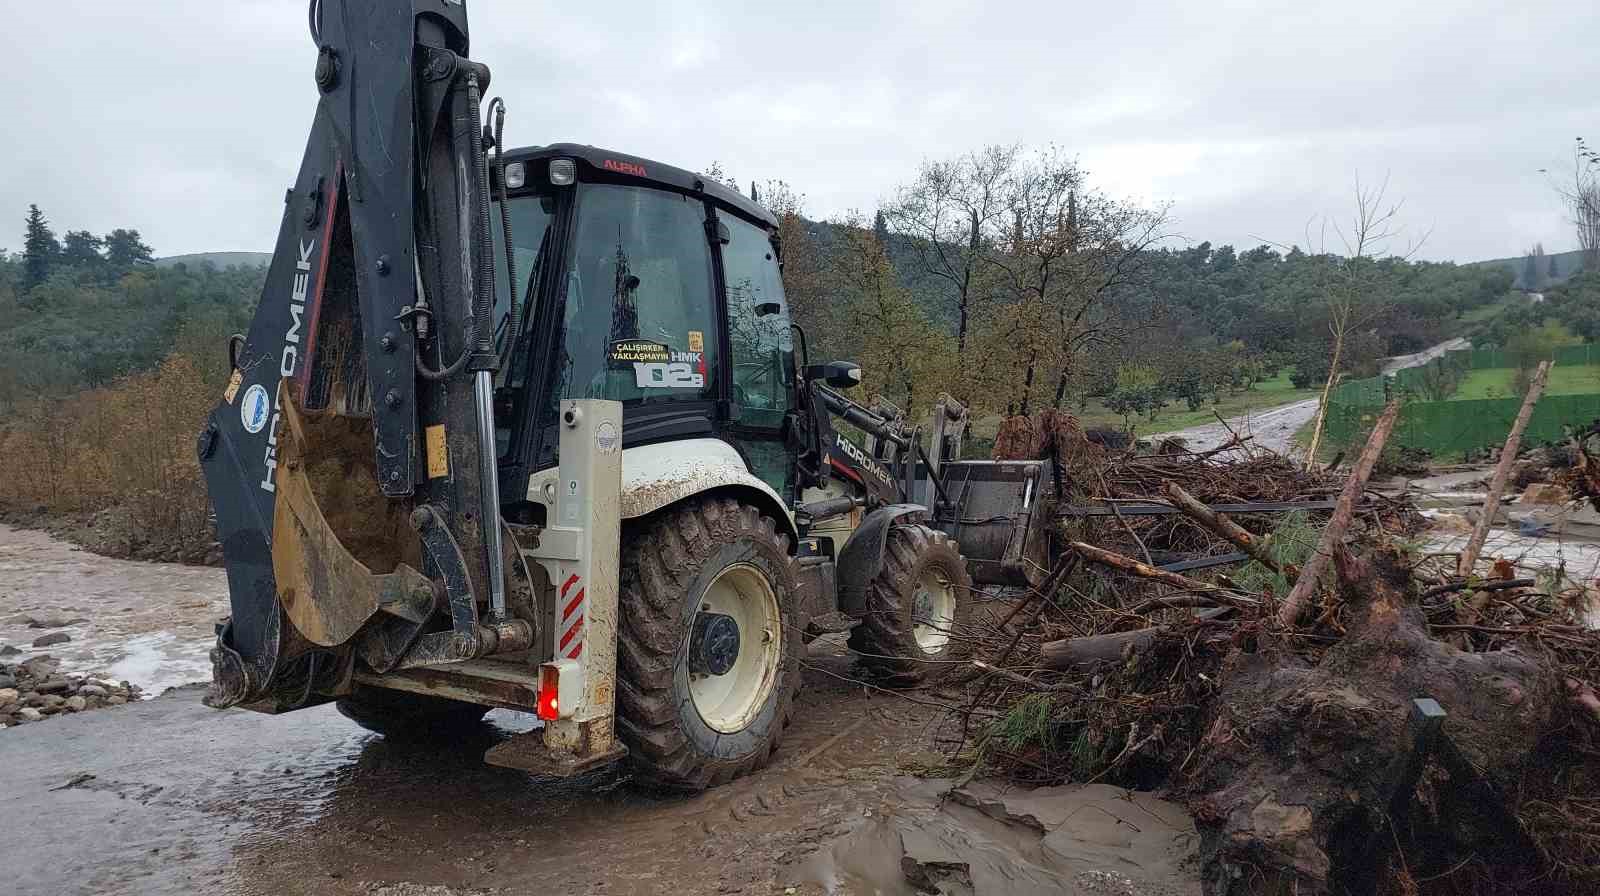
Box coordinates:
[0,523,228,693]
[0,523,1200,896]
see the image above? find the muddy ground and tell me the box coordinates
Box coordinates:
[0,523,1199,896]
[0,653,1198,896]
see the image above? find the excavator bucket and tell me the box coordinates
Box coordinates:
[270,391,433,648]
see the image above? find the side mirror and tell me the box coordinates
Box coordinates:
[806,360,862,389]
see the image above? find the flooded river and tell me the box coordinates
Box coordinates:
[0,523,227,694]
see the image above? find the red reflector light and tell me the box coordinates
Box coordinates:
[537,664,561,721]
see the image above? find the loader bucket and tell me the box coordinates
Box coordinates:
[925,459,1055,587]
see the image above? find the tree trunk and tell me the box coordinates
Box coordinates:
[1164,482,1283,573]
[1189,545,1556,894]
[1456,361,1552,577]
[1303,330,1345,466]
[1278,399,1399,626]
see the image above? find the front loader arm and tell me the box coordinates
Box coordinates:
[200,0,512,708]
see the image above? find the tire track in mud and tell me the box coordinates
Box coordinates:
[0,639,953,896]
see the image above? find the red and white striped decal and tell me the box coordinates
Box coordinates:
[558,573,585,659]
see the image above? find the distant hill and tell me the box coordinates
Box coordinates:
[1468,248,1587,291]
[156,251,271,270]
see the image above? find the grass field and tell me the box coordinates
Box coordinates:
[1449,365,1600,400]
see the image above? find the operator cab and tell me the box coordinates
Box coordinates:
[488,145,797,507]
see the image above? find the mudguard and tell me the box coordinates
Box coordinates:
[835,504,928,617]
[525,438,798,546]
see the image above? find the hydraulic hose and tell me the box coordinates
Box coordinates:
[414,68,487,381]
[466,70,497,364]
[489,98,519,371]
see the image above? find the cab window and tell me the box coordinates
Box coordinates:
[556,184,717,406]
[721,214,793,429]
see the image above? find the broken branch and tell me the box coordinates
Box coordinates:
[1456,361,1553,577]
[1278,399,1401,626]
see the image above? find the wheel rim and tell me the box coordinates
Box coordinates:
[912,566,956,654]
[689,562,782,734]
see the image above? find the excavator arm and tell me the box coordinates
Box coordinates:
[200,0,517,709]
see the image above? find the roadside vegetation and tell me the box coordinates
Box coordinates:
[0,141,1585,554]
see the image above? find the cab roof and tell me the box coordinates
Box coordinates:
[504,143,778,229]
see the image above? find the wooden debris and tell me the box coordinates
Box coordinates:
[1278,399,1401,626]
[1457,360,1553,577]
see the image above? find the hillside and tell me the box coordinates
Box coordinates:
[1469,247,1587,291]
[156,251,270,270]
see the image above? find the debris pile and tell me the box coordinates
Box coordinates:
[953,406,1600,895]
[0,655,142,728]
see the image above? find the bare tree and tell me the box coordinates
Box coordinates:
[977,148,1170,413]
[1300,173,1427,466]
[1555,138,1600,272]
[881,145,1019,363]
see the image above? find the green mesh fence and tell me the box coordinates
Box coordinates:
[1324,345,1600,459]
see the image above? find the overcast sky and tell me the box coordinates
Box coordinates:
[7,0,1596,263]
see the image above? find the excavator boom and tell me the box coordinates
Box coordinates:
[200,0,509,708]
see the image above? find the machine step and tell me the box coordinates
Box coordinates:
[484,733,628,777]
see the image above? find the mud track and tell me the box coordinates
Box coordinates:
[0,643,953,896]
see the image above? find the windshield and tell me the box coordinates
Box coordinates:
[552,183,718,406]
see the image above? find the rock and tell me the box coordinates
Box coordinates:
[0,688,17,704]
[105,696,126,706]
[1428,511,1473,534]
[77,684,108,698]
[19,656,59,678]
[0,644,20,657]
[26,615,88,629]
[65,695,87,712]
[6,615,33,626]
[32,632,71,648]
[0,674,15,689]
[34,676,72,694]
[1518,483,1571,506]
[40,693,65,709]
[17,707,42,722]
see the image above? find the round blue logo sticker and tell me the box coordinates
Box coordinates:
[240,383,271,434]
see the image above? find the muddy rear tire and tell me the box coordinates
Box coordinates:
[616,497,801,790]
[336,686,489,737]
[848,524,973,686]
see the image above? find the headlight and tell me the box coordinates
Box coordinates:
[503,161,526,190]
[549,158,577,186]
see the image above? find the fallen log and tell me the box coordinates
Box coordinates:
[1278,399,1401,626]
[1164,481,1283,573]
[1457,360,1553,577]
[1069,540,1224,594]
[1040,607,1232,671]
[1041,627,1157,671]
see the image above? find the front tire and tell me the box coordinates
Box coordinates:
[616,497,801,790]
[848,524,973,685]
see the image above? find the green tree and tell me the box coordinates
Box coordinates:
[61,230,104,269]
[22,204,60,289]
[104,229,154,269]
[1104,363,1167,427]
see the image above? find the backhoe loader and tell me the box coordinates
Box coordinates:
[200,0,1053,788]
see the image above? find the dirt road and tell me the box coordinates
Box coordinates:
[1146,397,1319,456]
[0,524,1200,896]
[1148,338,1474,457]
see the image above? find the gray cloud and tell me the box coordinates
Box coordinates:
[6,0,1595,262]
